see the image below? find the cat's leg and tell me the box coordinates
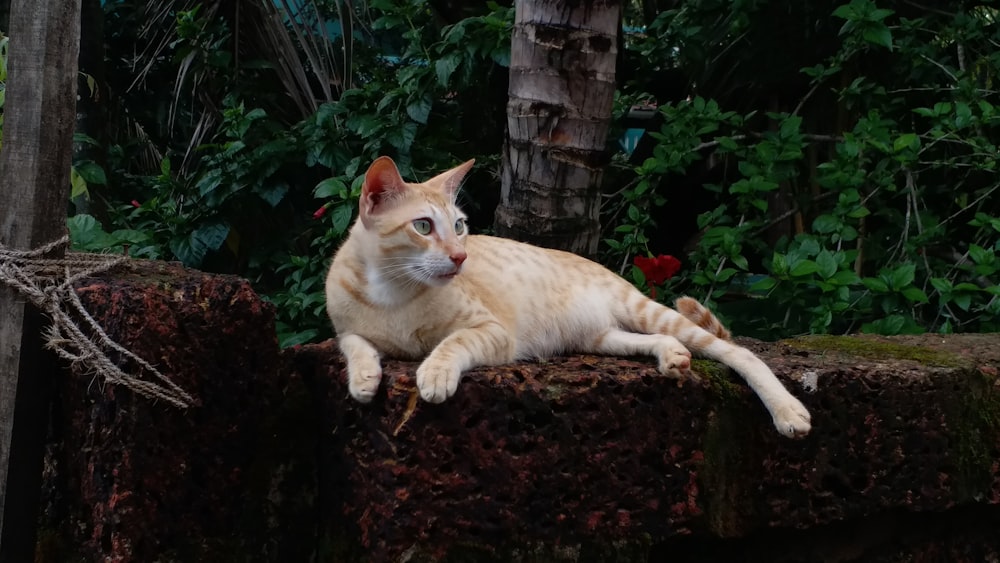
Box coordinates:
[339,334,383,402]
[416,321,514,403]
[696,337,812,438]
[664,307,811,437]
[618,293,811,438]
[591,329,697,380]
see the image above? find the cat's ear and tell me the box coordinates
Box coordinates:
[435,159,475,199]
[360,156,406,227]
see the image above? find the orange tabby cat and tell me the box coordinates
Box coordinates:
[324,157,811,438]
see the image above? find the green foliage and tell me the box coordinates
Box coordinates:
[57,0,1000,345]
[76,0,512,347]
[613,1,1000,338]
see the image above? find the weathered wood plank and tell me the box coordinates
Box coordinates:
[0,0,82,560]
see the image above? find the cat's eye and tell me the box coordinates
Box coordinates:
[454,218,466,235]
[413,218,433,235]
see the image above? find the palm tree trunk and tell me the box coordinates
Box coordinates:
[494,0,620,258]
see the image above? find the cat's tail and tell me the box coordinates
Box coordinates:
[674,296,731,341]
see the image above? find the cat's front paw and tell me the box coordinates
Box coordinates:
[656,337,695,381]
[416,361,462,403]
[348,367,383,403]
[771,396,812,438]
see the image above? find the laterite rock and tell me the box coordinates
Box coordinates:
[35,261,1000,562]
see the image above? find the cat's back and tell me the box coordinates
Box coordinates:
[460,234,633,358]
[463,234,624,287]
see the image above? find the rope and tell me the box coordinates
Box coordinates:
[0,235,194,408]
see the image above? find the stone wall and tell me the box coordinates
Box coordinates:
[35,260,1000,562]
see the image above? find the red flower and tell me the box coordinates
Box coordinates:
[634,254,681,286]
[130,199,141,208]
[312,205,328,219]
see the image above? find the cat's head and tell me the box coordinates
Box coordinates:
[357,156,475,286]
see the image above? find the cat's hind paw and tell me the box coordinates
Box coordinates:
[348,367,382,403]
[416,361,462,403]
[771,397,812,439]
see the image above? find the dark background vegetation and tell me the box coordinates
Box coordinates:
[1,0,996,345]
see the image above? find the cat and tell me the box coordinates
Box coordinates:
[324,156,812,438]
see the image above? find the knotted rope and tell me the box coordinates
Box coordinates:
[0,236,193,408]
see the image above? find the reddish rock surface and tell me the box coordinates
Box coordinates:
[34,260,1000,562]
[37,260,316,562]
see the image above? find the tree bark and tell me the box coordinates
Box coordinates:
[494,0,620,258]
[0,0,81,560]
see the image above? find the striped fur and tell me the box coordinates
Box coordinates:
[325,157,811,438]
[675,296,732,340]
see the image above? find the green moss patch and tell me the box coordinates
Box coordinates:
[782,335,966,367]
[692,359,745,403]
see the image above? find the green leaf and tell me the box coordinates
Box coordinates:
[952,292,972,311]
[716,268,737,282]
[170,237,201,267]
[717,136,739,151]
[790,260,819,277]
[67,214,113,251]
[901,286,929,303]
[771,252,788,276]
[831,270,861,285]
[863,277,889,292]
[257,182,288,207]
[279,329,320,349]
[347,114,380,138]
[387,122,418,152]
[955,102,972,129]
[314,177,347,199]
[435,55,461,87]
[893,133,919,153]
[70,167,89,200]
[630,265,646,287]
[870,8,894,21]
[749,276,777,291]
[73,133,101,147]
[406,94,433,124]
[968,244,992,265]
[929,277,952,293]
[813,214,840,234]
[816,250,838,279]
[197,168,223,197]
[847,206,870,219]
[871,315,906,335]
[862,25,893,50]
[832,4,856,20]
[172,222,230,267]
[731,254,749,271]
[889,263,915,290]
[797,237,821,257]
[330,204,354,235]
[193,221,230,252]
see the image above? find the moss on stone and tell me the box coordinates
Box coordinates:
[951,368,1000,500]
[782,335,966,367]
[698,393,761,538]
[692,359,744,404]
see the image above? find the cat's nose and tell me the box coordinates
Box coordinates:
[450,251,467,267]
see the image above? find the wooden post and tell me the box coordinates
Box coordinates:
[0,0,82,561]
